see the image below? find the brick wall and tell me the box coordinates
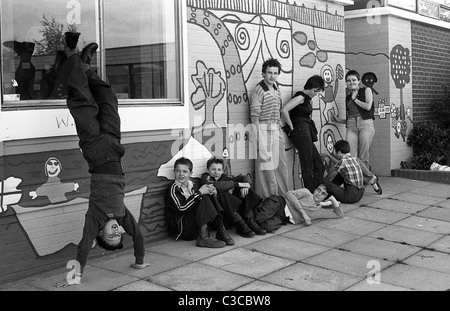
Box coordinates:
[411,22,450,124]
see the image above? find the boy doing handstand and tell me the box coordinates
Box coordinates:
[55,33,149,287]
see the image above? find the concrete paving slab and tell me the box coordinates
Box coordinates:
[436,200,450,209]
[243,235,329,262]
[282,225,360,248]
[367,199,429,215]
[369,225,443,247]
[261,262,362,291]
[148,262,252,291]
[384,178,432,188]
[235,280,294,291]
[339,202,362,214]
[359,194,385,206]
[394,216,450,235]
[345,280,414,291]
[390,192,445,206]
[429,236,450,254]
[339,236,421,262]
[90,251,191,278]
[199,248,294,278]
[302,249,394,278]
[0,281,44,291]
[417,207,450,222]
[114,280,172,291]
[403,250,450,274]
[381,264,450,291]
[410,183,450,199]
[146,238,234,262]
[25,265,140,291]
[374,183,422,197]
[345,206,410,225]
[315,216,387,236]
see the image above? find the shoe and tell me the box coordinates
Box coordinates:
[196,225,226,248]
[80,42,98,64]
[196,237,226,248]
[370,175,383,195]
[64,32,81,50]
[235,220,255,238]
[246,217,266,235]
[215,221,235,246]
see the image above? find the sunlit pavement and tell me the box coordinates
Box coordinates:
[1,177,449,291]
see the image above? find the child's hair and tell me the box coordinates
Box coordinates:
[334,140,351,154]
[346,70,360,81]
[304,75,325,91]
[174,157,193,172]
[96,235,124,251]
[262,58,281,74]
[206,157,224,169]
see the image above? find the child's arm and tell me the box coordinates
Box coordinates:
[169,183,206,212]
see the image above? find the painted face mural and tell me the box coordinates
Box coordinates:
[327,135,334,154]
[45,157,62,178]
[321,65,334,85]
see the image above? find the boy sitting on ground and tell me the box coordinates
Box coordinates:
[200,157,266,238]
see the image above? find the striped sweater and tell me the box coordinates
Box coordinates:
[250,80,282,126]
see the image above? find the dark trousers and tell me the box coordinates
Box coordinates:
[177,195,222,240]
[58,54,124,173]
[236,188,264,220]
[324,174,364,204]
[290,123,325,193]
[216,188,263,227]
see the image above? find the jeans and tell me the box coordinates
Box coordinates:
[346,117,375,168]
[255,126,289,198]
[324,174,364,204]
[290,123,325,193]
[57,54,124,172]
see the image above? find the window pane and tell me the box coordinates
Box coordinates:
[104,0,180,101]
[1,0,97,103]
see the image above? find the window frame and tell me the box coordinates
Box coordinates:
[0,0,185,111]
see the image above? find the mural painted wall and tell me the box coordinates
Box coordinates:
[168,0,348,188]
[345,16,414,175]
[0,0,348,283]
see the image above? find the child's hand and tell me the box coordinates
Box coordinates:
[199,185,211,195]
[207,185,217,195]
[303,215,312,226]
[240,188,249,198]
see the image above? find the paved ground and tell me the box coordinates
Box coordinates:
[1,177,449,292]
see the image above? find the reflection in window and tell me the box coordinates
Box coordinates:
[104,0,180,101]
[1,0,97,103]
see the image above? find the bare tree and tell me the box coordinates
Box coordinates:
[34,14,78,55]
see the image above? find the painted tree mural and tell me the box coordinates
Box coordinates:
[390,44,412,141]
